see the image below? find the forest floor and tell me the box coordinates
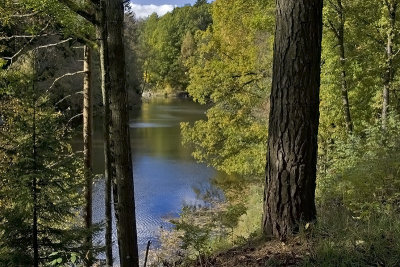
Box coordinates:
[196,237,311,267]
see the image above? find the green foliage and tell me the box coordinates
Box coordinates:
[137,2,212,92]
[219,204,246,231]
[1,0,94,45]
[47,251,81,266]
[302,206,400,266]
[317,114,400,217]
[175,217,211,253]
[150,176,263,265]
[320,0,400,140]
[0,56,87,265]
[181,0,274,176]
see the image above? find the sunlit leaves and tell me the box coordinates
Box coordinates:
[181,0,274,176]
[138,3,212,91]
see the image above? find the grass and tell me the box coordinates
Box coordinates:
[149,178,400,266]
[302,204,400,266]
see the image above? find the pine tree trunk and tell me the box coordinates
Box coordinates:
[83,45,93,266]
[262,0,323,240]
[106,0,139,266]
[337,0,353,133]
[96,0,113,265]
[382,2,397,129]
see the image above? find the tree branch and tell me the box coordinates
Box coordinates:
[68,113,83,124]
[33,38,73,50]
[57,0,98,25]
[0,33,57,41]
[10,11,40,18]
[1,22,51,68]
[55,91,84,106]
[327,0,340,13]
[48,70,86,91]
[326,19,340,40]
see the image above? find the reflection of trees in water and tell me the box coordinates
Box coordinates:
[131,98,208,161]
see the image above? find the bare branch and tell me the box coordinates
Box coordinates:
[33,38,73,50]
[0,33,56,41]
[1,22,51,68]
[2,36,36,63]
[68,113,83,124]
[48,70,85,91]
[2,37,73,68]
[10,11,40,18]
[55,91,84,106]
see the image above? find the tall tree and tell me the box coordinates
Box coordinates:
[82,45,93,266]
[325,0,353,133]
[181,0,274,176]
[53,1,116,264]
[32,52,39,267]
[106,0,139,266]
[95,0,114,264]
[0,53,86,266]
[382,0,398,128]
[262,0,323,239]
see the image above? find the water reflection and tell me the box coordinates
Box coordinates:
[73,97,222,262]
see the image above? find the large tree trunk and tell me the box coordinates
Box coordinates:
[262,0,323,240]
[106,0,139,266]
[83,45,93,266]
[382,1,397,129]
[95,0,114,265]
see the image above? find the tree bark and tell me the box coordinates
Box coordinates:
[337,0,353,133]
[262,0,323,240]
[106,0,139,266]
[382,1,397,129]
[96,0,114,265]
[32,96,39,267]
[83,45,93,266]
[32,53,39,267]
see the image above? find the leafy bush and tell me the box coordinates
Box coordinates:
[317,114,400,217]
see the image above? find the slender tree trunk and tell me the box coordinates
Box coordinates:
[83,45,93,266]
[106,0,139,266]
[382,2,397,129]
[337,0,353,133]
[96,0,114,264]
[262,0,323,240]
[326,0,353,132]
[32,101,39,267]
[32,54,39,267]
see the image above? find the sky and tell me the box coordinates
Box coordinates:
[130,0,197,19]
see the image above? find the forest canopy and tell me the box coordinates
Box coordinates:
[1,0,400,266]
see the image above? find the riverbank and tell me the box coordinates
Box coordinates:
[141,90,190,99]
[146,184,400,266]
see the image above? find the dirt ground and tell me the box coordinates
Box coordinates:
[196,237,311,267]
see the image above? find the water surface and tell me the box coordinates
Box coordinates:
[74,97,218,261]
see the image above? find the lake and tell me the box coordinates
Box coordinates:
[73,97,221,263]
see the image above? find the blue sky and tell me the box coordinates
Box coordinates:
[130,0,198,19]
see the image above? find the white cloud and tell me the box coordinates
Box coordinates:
[130,4,177,19]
